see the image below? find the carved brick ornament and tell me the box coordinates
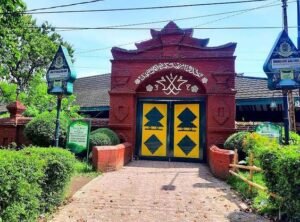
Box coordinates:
[213,101,230,125]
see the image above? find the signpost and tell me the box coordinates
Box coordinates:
[66,120,91,155]
[263,0,300,144]
[46,45,77,147]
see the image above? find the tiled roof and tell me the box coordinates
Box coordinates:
[74,74,300,108]
[236,75,299,99]
[73,73,111,108]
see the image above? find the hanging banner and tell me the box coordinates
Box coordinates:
[66,120,91,154]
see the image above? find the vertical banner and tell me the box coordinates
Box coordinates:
[66,120,91,155]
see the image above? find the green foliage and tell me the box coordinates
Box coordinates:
[24,111,70,147]
[0,0,74,94]
[0,150,43,222]
[20,147,76,213]
[67,142,86,155]
[0,82,17,104]
[0,147,75,221]
[283,131,300,145]
[259,146,300,220]
[89,132,111,147]
[224,131,251,151]
[91,128,120,145]
[0,74,80,117]
[230,132,300,220]
[74,160,100,177]
[0,112,9,118]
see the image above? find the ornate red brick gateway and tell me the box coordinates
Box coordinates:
[109,21,236,162]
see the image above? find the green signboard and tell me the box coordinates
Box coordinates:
[46,45,77,95]
[66,120,91,155]
[255,122,282,141]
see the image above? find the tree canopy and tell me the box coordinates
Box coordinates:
[0,0,79,117]
[0,0,74,93]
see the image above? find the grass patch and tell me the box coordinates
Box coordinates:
[227,171,278,215]
[74,159,101,178]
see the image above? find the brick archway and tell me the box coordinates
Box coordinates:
[109,21,236,162]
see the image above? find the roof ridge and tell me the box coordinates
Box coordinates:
[236,75,267,80]
[77,73,111,80]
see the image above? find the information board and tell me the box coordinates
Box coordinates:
[66,120,90,154]
[255,123,282,141]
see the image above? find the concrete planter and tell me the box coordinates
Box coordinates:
[209,145,234,180]
[92,142,132,172]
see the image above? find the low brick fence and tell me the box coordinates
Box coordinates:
[0,102,109,147]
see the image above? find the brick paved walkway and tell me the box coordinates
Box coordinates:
[52,161,269,222]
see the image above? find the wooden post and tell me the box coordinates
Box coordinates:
[248,152,254,193]
[233,149,238,172]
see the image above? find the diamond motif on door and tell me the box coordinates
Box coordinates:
[177,135,196,155]
[141,103,167,157]
[174,104,200,158]
[177,108,197,131]
[144,107,164,130]
[144,135,163,154]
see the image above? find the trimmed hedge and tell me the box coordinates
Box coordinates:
[20,147,76,213]
[0,147,76,221]
[0,151,44,222]
[242,133,300,220]
[24,111,70,147]
[90,128,120,147]
[91,128,120,145]
[89,132,111,147]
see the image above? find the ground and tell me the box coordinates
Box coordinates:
[51,161,269,222]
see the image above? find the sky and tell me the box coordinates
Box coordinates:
[23,0,298,78]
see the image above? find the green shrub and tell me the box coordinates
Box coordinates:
[89,132,111,147]
[235,133,300,220]
[284,131,300,145]
[224,131,251,160]
[259,146,300,220]
[20,147,76,213]
[91,128,120,145]
[224,131,251,151]
[24,111,70,147]
[0,150,44,222]
[0,147,76,221]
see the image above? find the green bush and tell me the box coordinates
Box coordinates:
[259,146,300,220]
[284,131,300,145]
[235,133,300,220]
[91,128,120,145]
[89,132,111,147]
[224,131,251,160]
[0,150,43,222]
[224,131,251,152]
[0,147,76,221]
[20,147,76,213]
[24,111,70,147]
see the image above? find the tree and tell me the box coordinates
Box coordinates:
[0,0,74,95]
[0,74,80,118]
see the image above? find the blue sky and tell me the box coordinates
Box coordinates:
[24,0,298,78]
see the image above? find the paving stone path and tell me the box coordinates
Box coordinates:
[52,161,270,222]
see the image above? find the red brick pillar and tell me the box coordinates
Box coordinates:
[0,101,31,146]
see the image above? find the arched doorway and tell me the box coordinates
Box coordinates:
[135,68,207,161]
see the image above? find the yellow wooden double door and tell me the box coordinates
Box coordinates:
[139,102,201,160]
